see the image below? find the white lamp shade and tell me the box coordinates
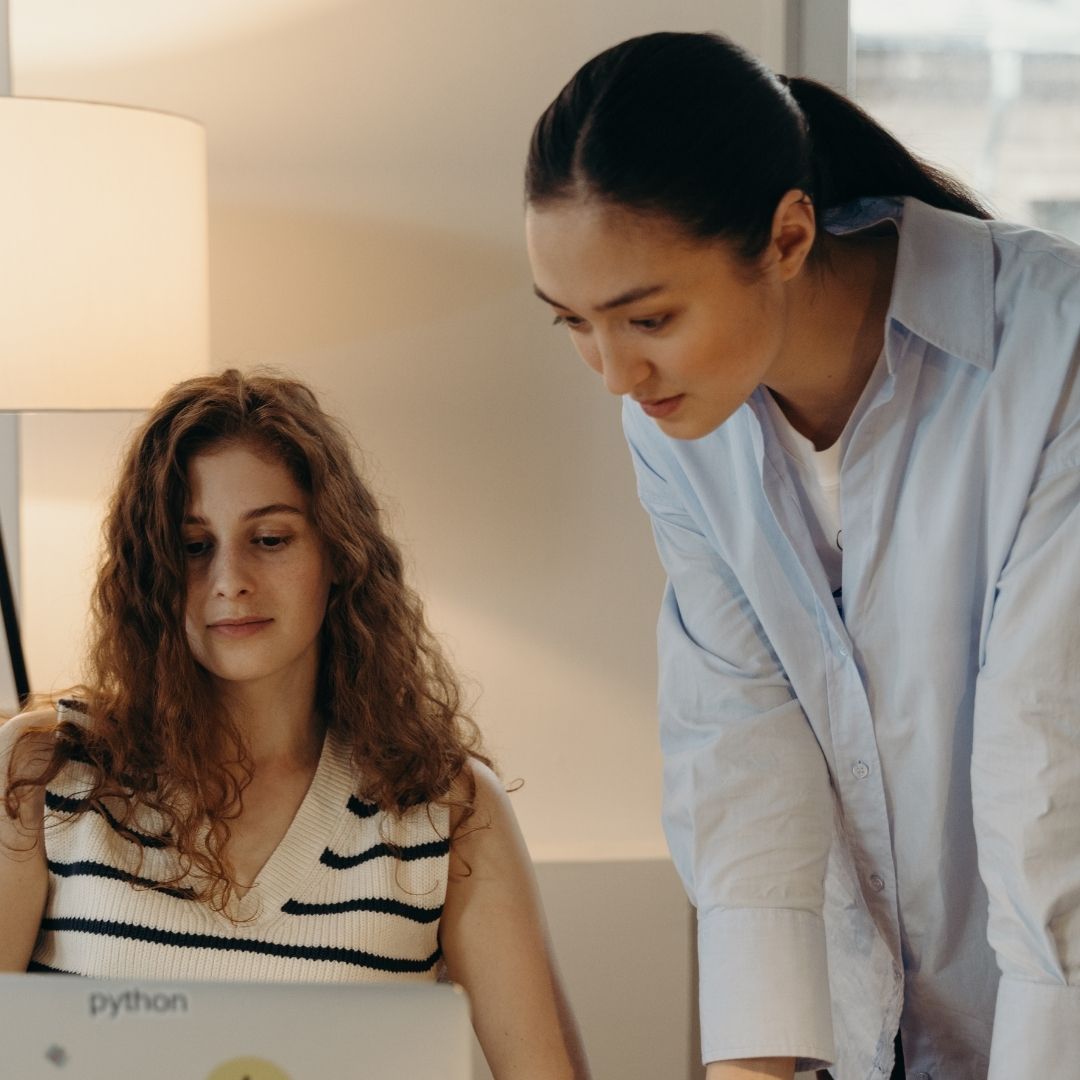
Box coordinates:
[0,97,209,409]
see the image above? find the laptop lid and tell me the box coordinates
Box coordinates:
[0,974,472,1079]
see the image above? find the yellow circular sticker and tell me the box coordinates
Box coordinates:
[206,1058,292,1080]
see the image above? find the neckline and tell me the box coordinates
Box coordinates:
[761,388,842,485]
[223,727,355,925]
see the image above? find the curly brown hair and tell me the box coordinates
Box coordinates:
[5,369,489,910]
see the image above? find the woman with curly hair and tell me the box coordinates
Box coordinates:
[0,369,589,1079]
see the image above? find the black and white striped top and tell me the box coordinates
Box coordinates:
[31,708,450,982]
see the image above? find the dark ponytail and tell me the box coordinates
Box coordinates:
[781,75,990,220]
[526,32,990,260]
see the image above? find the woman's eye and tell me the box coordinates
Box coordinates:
[631,315,669,332]
[552,314,587,331]
[255,535,290,550]
[184,540,211,558]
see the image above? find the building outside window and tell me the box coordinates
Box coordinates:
[853,0,1080,240]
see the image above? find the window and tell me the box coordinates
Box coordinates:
[853,0,1080,239]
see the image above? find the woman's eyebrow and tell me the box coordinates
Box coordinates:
[182,504,305,526]
[242,503,305,521]
[533,282,665,312]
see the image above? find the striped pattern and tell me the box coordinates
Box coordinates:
[45,791,169,848]
[346,795,379,819]
[32,713,450,983]
[281,896,443,921]
[39,918,441,974]
[321,838,451,870]
[47,858,195,901]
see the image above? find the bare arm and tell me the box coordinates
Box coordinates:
[706,1059,796,1080]
[439,760,590,1080]
[0,708,56,971]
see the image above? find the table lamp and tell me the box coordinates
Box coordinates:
[0,0,210,708]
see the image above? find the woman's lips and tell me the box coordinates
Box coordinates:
[209,618,273,638]
[640,394,684,419]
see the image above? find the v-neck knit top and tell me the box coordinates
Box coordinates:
[30,705,450,982]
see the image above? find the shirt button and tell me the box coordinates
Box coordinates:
[869,873,885,892]
[838,646,849,658]
[912,1073,931,1080]
[852,761,870,780]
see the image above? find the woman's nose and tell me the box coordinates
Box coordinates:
[580,334,649,396]
[211,546,254,599]
[598,339,650,396]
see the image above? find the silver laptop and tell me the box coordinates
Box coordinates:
[0,974,472,1079]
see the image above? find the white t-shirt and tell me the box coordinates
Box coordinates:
[762,390,843,605]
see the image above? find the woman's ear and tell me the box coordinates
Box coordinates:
[765,188,816,281]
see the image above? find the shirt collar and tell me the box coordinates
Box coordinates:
[824,196,996,371]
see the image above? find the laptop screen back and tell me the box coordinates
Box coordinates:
[0,974,472,1079]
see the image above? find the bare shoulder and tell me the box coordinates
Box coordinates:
[466,757,513,806]
[0,709,58,854]
[445,757,535,890]
[0,710,55,971]
[448,757,516,833]
[0,709,59,784]
[0,707,59,744]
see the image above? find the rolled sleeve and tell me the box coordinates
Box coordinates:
[987,979,1080,1078]
[699,906,832,1069]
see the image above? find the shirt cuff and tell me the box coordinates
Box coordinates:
[698,905,834,1069]
[988,976,1080,1079]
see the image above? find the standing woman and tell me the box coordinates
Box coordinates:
[0,370,589,1080]
[525,31,1078,1080]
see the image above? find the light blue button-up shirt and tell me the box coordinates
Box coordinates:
[622,197,1080,1080]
